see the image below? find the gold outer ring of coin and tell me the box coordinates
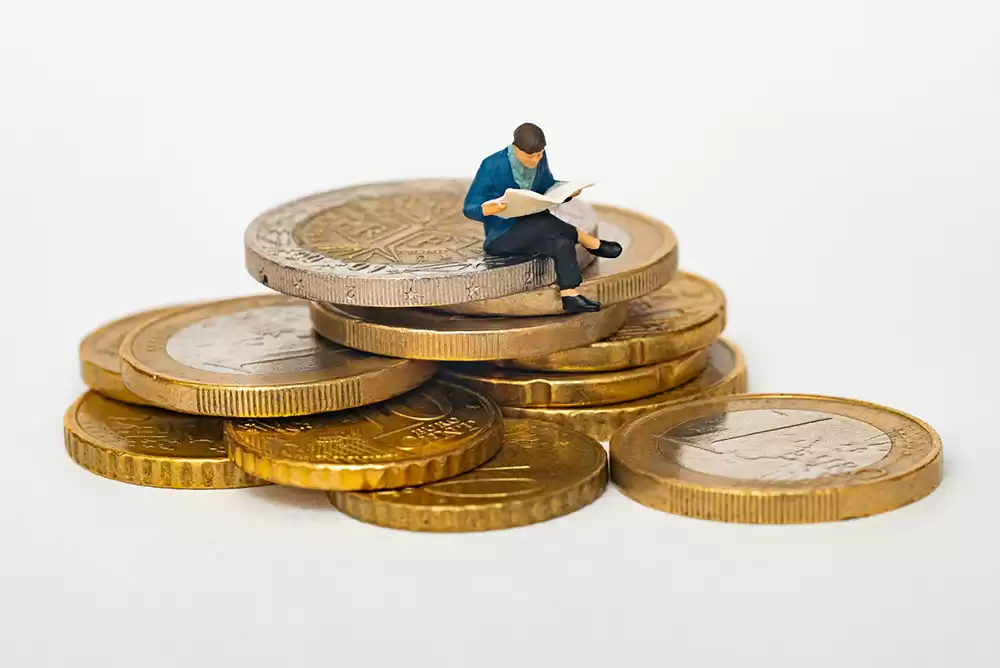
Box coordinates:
[438,203,679,316]
[119,295,437,417]
[64,392,267,490]
[609,393,943,524]
[224,380,503,491]
[499,339,746,441]
[497,271,726,372]
[309,301,629,362]
[329,419,608,532]
[438,347,708,408]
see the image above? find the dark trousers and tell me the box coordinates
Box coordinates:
[484,212,582,289]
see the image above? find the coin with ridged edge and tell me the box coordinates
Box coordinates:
[439,347,708,408]
[244,179,599,307]
[611,394,943,523]
[224,380,503,491]
[119,295,437,417]
[309,301,629,362]
[330,419,607,532]
[500,339,746,441]
[498,272,725,371]
[64,392,267,489]
[437,204,678,316]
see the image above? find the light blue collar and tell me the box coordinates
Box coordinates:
[507,144,536,190]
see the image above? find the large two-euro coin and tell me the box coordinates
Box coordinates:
[610,394,943,523]
[64,392,266,489]
[224,380,502,491]
[119,295,436,417]
[439,204,678,316]
[498,272,725,371]
[330,419,607,531]
[244,179,599,307]
[309,301,628,362]
[500,339,746,441]
[439,348,707,407]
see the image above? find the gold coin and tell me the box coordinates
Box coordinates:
[439,347,708,407]
[498,272,725,372]
[309,301,629,361]
[610,394,943,523]
[64,392,266,489]
[224,380,502,491]
[79,304,184,405]
[330,419,607,531]
[438,204,678,316]
[119,295,437,417]
[500,339,746,441]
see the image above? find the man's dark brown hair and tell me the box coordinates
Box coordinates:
[513,122,546,154]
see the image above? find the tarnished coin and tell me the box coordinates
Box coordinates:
[330,419,607,532]
[64,392,266,489]
[119,295,437,417]
[309,301,629,362]
[244,179,599,307]
[439,204,678,316]
[610,394,943,523]
[439,348,707,408]
[79,304,185,405]
[500,339,746,441]
[498,272,725,371]
[224,380,502,491]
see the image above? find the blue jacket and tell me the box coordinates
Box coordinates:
[463,147,556,246]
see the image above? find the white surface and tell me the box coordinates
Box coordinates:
[2,1,998,666]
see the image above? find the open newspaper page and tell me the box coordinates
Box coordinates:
[485,181,594,219]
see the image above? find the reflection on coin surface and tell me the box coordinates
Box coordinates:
[309,301,629,361]
[224,380,502,491]
[501,339,746,441]
[119,295,436,417]
[64,392,266,489]
[439,204,678,316]
[499,272,725,371]
[439,348,707,407]
[330,419,607,531]
[610,394,943,523]
[244,179,599,307]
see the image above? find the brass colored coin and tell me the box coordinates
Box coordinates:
[224,380,502,491]
[498,272,726,372]
[610,394,943,523]
[439,348,708,408]
[500,339,746,441]
[330,419,608,532]
[119,295,437,417]
[244,179,599,307]
[439,204,679,316]
[309,301,629,362]
[63,392,266,489]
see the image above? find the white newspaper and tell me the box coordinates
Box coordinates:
[485,181,594,219]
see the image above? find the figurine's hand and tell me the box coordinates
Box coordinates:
[482,201,508,217]
[570,188,585,199]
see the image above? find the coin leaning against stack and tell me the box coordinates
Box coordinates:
[64,177,943,528]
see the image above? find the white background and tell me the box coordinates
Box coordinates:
[2,1,998,666]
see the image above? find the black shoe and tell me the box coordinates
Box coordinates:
[561,294,601,313]
[586,240,622,259]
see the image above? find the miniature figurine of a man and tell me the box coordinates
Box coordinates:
[463,122,622,313]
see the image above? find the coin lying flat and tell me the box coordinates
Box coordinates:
[498,272,725,372]
[119,295,437,417]
[64,392,266,489]
[79,304,185,405]
[244,179,599,307]
[309,301,629,362]
[224,380,502,491]
[439,204,678,316]
[610,394,943,523]
[330,419,607,531]
[500,339,746,441]
[439,348,707,408]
